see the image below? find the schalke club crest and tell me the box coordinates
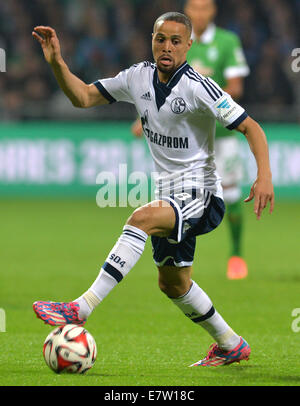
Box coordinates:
[171,97,186,114]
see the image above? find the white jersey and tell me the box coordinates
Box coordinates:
[94,61,247,199]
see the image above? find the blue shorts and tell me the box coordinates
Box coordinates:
[151,190,225,267]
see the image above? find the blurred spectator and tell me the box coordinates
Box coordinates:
[0,0,299,121]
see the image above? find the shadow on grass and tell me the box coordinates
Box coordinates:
[210,364,300,386]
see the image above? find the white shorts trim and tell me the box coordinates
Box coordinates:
[154,257,194,268]
[161,196,183,243]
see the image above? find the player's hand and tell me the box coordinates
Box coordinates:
[32,26,62,65]
[131,118,143,138]
[244,177,274,220]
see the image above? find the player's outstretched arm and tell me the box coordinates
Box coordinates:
[235,116,274,220]
[32,26,109,108]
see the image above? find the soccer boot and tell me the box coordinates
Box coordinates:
[190,336,251,367]
[227,256,248,280]
[33,301,86,326]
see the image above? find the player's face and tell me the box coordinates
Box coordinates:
[184,0,216,33]
[152,20,192,81]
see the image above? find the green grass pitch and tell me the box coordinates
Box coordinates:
[0,198,299,386]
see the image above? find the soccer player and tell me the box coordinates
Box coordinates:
[32,12,274,366]
[133,0,250,280]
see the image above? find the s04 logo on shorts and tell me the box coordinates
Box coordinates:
[109,253,126,268]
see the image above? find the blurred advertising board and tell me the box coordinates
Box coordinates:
[0,122,299,199]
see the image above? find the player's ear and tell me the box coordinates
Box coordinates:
[187,38,193,51]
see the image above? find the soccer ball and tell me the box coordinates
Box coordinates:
[43,324,97,374]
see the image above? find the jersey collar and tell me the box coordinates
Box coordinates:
[153,61,189,111]
[192,23,216,44]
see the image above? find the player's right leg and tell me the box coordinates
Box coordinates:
[33,200,175,326]
[151,190,250,366]
[156,263,250,366]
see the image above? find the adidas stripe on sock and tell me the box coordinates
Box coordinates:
[171,281,240,351]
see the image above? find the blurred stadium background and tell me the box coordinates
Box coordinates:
[0,0,299,199]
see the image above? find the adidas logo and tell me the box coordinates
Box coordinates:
[141,91,151,101]
[217,99,231,109]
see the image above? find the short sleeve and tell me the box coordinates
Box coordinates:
[194,76,248,130]
[93,66,136,104]
[209,94,248,130]
[223,34,250,79]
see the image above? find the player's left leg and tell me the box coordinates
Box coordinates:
[157,264,250,366]
[33,200,176,326]
[74,200,176,318]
